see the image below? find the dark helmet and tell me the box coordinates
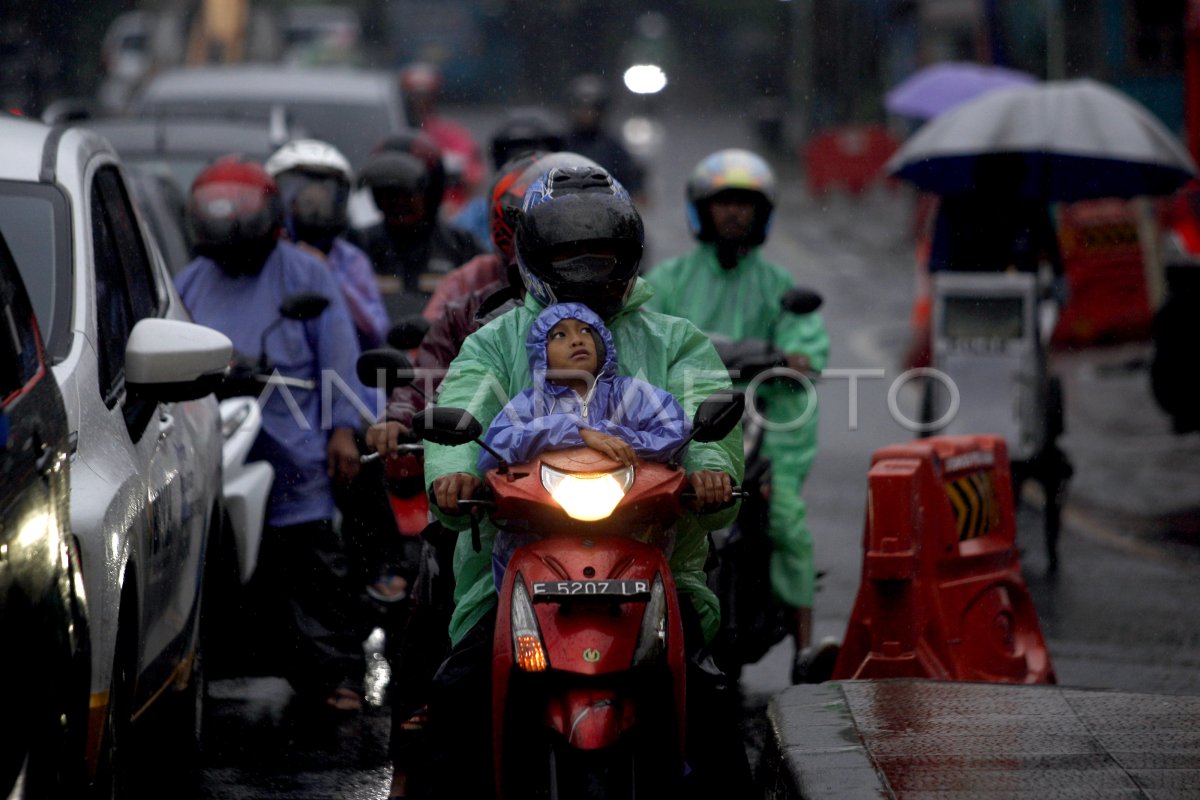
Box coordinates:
[686,148,777,247]
[489,107,568,171]
[360,151,435,227]
[490,151,602,265]
[516,165,643,320]
[188,158,283,274]
[373,128,447,213]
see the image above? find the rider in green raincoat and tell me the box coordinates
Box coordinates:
[402,164,750,796]
[423,168,742,649]
[646,149,831,683]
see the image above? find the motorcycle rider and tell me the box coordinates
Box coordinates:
[265,138,390,351]
[175,159,369,712]
[348,149,482,320]
[264,138,406,607]
[563,73,646,201]
[645,148,835,683]
[450,106,568,250]
[419,164,749,796]
[398,61,485,215]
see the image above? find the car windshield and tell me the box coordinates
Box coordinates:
[0,181,71,361]
[144,99,394,169]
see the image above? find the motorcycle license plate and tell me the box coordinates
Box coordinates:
[530,579,652,601]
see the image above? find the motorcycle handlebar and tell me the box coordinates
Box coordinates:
[360,443,424,463]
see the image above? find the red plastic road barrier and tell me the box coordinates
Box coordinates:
[832,435,1055,684]
[802,125,900,197]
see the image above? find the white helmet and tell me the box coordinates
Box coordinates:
[264,138,353,183]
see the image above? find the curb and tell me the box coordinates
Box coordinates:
[760,683,889,799]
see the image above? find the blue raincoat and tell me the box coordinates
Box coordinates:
[176,241,367,528]
[479,302,691,470]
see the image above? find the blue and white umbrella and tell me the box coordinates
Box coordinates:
[887,78,1197,201]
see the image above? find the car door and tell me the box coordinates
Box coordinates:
[88,165,203,688]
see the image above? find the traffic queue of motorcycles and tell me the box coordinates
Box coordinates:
[207,286,826,798]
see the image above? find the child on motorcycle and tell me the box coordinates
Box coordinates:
[480,301,692,588]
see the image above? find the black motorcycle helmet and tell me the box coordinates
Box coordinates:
[188,158,283,275]
[489,107,568,171]
[372,128,447,217]
[359,151,433,228]
[515,165,643,320]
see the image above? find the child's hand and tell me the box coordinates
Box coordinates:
[580,428,636,466]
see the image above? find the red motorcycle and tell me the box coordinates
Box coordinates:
[413,393,743,798]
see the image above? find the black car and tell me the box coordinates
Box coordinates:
[0,229,90,798]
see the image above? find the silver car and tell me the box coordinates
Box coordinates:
[0,115,231,796]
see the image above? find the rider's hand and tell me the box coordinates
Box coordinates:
[786,353,815,375]
[688,469,733,509]
[366,420,410,459]
[328,427,361,483]
[580,428,636,466]
[431,473,482,515]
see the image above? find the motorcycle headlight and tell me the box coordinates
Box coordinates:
[540,463,635,522]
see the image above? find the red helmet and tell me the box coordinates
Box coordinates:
[189,158,283,272]
[490,151,601,265]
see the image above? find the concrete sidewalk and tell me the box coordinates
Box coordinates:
[761,680,1200,799]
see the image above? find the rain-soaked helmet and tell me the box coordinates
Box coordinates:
[265,139,353,253]
[516,164,643,320]
[489,107,568,171]
[373,128,447,215]
[686,148,777,247]
[359,151,433,227]
[490,151,602,264]
[189,158,283,275]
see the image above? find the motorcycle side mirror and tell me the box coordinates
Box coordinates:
[413,406,483,445]
[279,292,331,321]
[781,287,823,315]
[357,348,415,393]
[414,406,510,474]
[387,315,431,351]
[259,292,332,372]
[692,391,746,442]
[667,391,746,467]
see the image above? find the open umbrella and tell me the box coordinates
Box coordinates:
[885,61,1038,120]
[887,78,1197,202]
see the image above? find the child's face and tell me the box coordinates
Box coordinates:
[546,318,599,377]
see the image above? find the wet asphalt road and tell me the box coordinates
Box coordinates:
[178,102,1200,798]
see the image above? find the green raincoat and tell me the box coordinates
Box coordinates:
[646,244,830,609]
[424,278,743,646]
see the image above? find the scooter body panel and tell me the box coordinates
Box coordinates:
[489,450,689,797]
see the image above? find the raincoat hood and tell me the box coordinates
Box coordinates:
[526,301,618,383]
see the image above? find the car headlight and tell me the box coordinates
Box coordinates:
[540,463,635,522]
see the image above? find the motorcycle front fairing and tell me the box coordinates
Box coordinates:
[487,448,689,795]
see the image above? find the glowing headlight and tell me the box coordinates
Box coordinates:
[540,464,635,522]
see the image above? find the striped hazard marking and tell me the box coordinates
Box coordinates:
[945,471,1000,541]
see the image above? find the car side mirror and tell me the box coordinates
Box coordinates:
[357,348,415,393]
[126,318,232,402]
